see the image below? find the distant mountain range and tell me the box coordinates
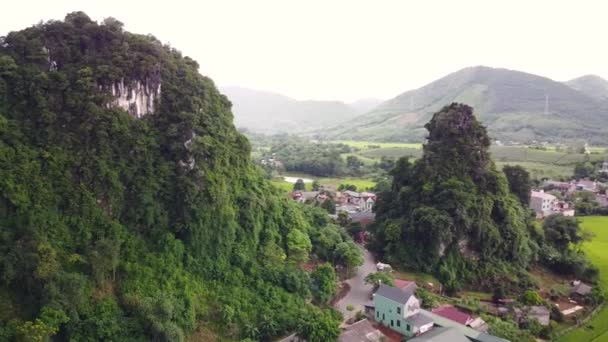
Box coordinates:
[565,75,608,101]
[327,66,608,144]
[221,86,382,134]
[222,67,608,144]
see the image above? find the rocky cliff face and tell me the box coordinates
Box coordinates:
[107,77,161,118]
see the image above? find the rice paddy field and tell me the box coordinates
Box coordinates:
[337,141,608,180]
[558,216,608,342]
[270,173,377,193]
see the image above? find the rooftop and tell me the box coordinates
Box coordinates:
[408,327,471,342]
[432,306,473,325]
[339,319,386,342]
[394,279,416,289]
[424,310,509,342]
[572,282,593,295]
[407,312,434,327]
[375,284,414,305]
[530,190,556,200]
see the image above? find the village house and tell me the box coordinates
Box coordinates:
[337,191,376,213]
[369,284,508,342]
[571,281,593,301]
[373,284,434,337]
[575,179,599,193]
[529,190,574,218]
[432,306,488,332]
[498,306,550,326]
[544,180,577,194]
[338,319,386,342]
[530,190,556,217]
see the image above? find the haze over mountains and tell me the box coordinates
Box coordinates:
[225,67,608,144]
[221,86,382,133]
[565,75,608,101]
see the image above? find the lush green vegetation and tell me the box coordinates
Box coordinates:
[370,103,600,295]
[0,13,354,341]
[559,216,608,342]
[326,66,608,144]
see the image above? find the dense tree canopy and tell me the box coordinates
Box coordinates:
[503,165,532,206]
[371,103,535,292]
[0,13,346,341]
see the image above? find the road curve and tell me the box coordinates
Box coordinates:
[334,246,376,322]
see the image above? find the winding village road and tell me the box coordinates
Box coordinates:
[334,247,377,322]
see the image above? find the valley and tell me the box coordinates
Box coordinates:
[2,5,608,342]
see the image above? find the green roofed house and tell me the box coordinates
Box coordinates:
[372,284,509,342]
[373,284,434,337]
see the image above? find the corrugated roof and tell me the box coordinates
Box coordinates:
[432,306,472,325]
[407,312,434,327]
[408,327,471,342]
[423,310,509,342]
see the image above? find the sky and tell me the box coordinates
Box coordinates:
[2,0,608,102]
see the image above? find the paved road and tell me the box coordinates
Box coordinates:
[335,247,377,322]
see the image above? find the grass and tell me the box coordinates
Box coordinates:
[269,180,296,193]
[318,177,376,191]
[558,216,608,342]
[495,161,574,180]
[272,173,377,193]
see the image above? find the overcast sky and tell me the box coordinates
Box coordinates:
[2,0,607,102]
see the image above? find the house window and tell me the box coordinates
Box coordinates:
[377,311,379,318]
[397,307,401,314]
[383,313,385,321]
[397,320,401,327]
[391,320,394,327]
[406,324,410,331]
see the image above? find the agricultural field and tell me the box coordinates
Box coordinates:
[270,173,377,193]
[558,216,608,342]
[331,140,422,149]
[336,140,608,181]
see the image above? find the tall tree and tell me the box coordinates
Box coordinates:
[503,165,532,206]
[293,178,306,191]
[310,263,337,304]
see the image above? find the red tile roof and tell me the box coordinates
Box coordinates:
[432,306,472,325]
[394,279,415,289]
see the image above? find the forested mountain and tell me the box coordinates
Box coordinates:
[327,66,608,144]
[0,13,350,341]
[221,86,378,133]
[370,103,598,293]
[565,75,608,101]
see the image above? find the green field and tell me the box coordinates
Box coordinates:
[336,141,608,180]
[559,216,608,342]
[331,140,422,149]
[271,173,377,194]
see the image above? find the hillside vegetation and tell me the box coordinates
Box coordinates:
[565,75,608,101]
[370,104,599,294]
[0,13,347,341]
[327,66,608,144]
